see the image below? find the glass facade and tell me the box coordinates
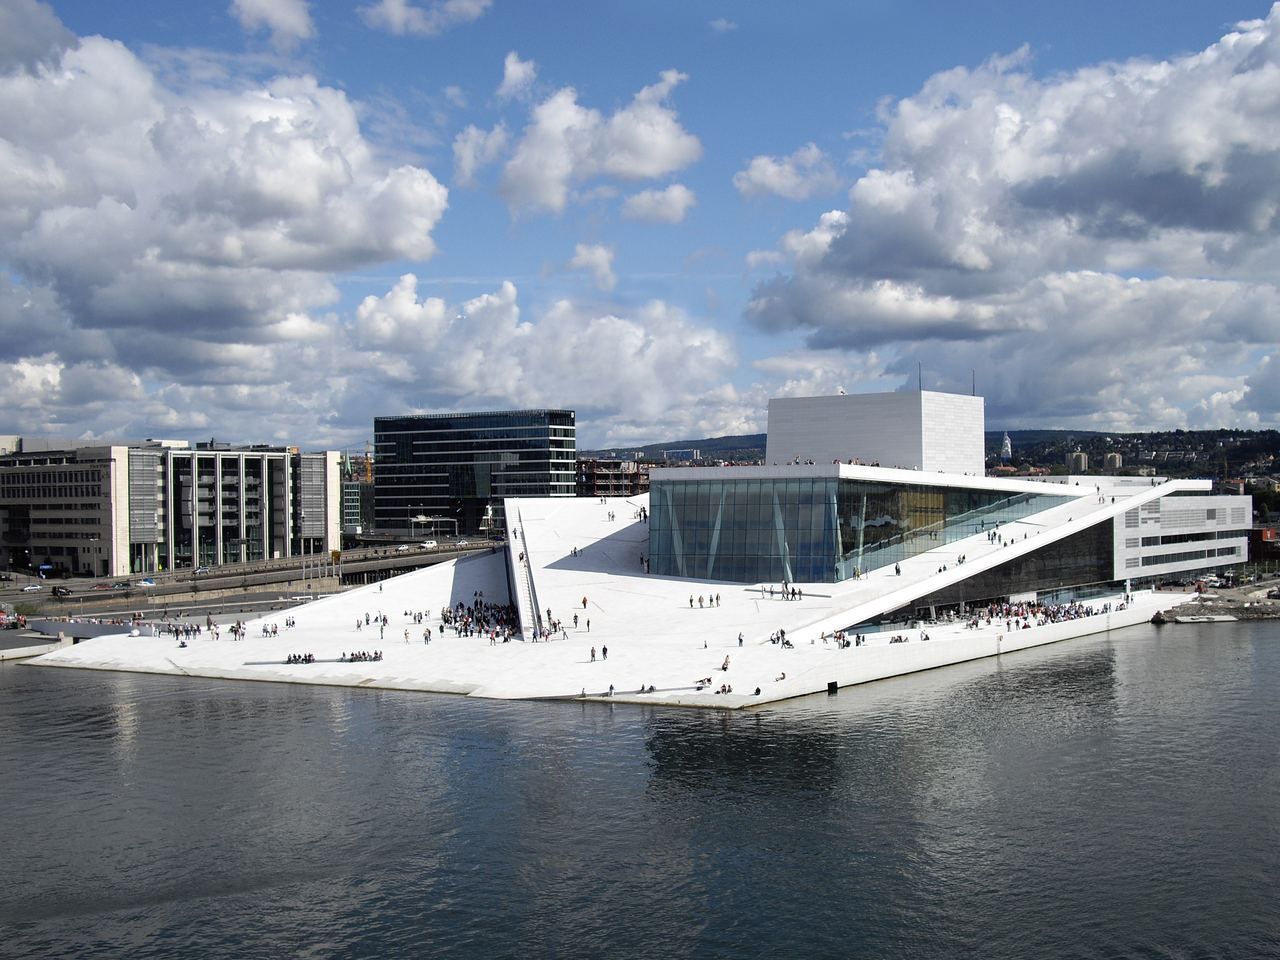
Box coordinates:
[907,523,1115,613]
[649,475,1072,584]
[374,409,576,535]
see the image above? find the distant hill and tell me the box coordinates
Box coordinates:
[583,433,766,461]
[584,430,1094,462]
[583,426,1280,475]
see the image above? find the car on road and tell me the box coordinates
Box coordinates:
[456,540,470,547]
[194,566,210,575]
[137,577,155,587]
[0,574,12,582]
[91,583,112,590]
[419,540,438,549]
[21,584,42,592]
[396,544,412,553]
[112,581,129,589]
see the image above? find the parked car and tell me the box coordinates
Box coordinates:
[21,584,42,592]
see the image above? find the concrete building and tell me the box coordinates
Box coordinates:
[374,409,576,536]
[0,439,340,577]
[765,391,985,476]
[1104,452,1124,472]
[1068,450,1089,473]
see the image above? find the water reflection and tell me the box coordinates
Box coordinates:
[1,624,1278,960]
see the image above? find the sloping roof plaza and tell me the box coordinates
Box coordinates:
[34,469,1199,707]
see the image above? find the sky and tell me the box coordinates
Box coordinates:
[3,0,1280,450]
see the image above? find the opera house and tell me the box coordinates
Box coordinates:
[35,391,1249,708]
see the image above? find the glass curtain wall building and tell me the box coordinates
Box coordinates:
[374,410,576,535]
[649,468,1073,584]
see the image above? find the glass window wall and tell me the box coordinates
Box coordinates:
[649,476,1072,584]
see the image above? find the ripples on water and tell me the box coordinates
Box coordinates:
[1,622,1277,959]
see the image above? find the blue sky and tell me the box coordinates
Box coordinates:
[3,0,1279,448]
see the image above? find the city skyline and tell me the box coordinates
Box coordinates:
[3,0,1280,449]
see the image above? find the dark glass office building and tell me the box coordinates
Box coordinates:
[374,410,576,535]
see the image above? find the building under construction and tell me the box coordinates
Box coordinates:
[576,458,650,498]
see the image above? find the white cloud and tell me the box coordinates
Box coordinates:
[496,50,536,100]
[358,0,491,36]
[230,0,315,49]
[500,70,702,215]
[747,8,1280,428]
[745,249,784,270]
[355,273,449,347]
[621,183,696,223]
[733,142,841,200]
[568,243,616,292]
[0,0,76,73]
[443,84,466,108]
[345,276,741,443]
[452,122,508,186]
[709,18,737,33]
[0,18,449,418]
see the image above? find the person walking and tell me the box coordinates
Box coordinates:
[602,645,608,660]
[738,632,743,647]
[590,646,596,662]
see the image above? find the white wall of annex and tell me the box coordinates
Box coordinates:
[1112,494,1251,580]
[920,393,984,475]
[765,393,924,467]
[765,391,984,474]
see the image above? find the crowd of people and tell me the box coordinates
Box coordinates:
[341,650,382,662]
[285,653,315,664]
[444,592,519,641]
[963,598,1122,631]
